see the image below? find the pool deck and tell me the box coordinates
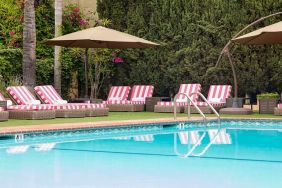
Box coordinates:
[0,117,208,135]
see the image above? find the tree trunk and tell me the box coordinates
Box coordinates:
[23,0,36,89]
[54,0,62,94]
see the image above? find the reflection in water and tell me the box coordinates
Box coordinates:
[174,129,232,158]
[208,129,232,144]
[133,134,154,142]
[6,145,29,154]
[178,131,201,144]
[34,142,57,152]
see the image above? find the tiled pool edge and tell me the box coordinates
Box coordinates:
[1,116,282,135]
[0,117,206,135]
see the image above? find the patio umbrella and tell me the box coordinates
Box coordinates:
[232,21,282,44]
[46,26,159,97]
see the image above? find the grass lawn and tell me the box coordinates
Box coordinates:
[0,111,282,128]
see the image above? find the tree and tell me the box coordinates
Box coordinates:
[23,0,36,89]
[54,0,62,94]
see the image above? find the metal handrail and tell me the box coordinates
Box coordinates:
[189,92,221,125]
[173,131,206,158]
[173,93,206,121]
[189,128,223,157]
[173,127,225,158]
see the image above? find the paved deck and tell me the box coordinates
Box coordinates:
[0,117,209,135]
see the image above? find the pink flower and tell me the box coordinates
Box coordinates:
[9,31,15,36]
[113,57,124,64]
[73,7,80,13]
[79,19,88,26]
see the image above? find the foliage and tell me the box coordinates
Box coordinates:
[1,0,282,100]
[62,4,89,34]
[97,0,282,98]
[0,49,22,83]
[0,0,23,48]
[256,92,279,100]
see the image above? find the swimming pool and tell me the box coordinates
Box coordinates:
[0,120,282,188]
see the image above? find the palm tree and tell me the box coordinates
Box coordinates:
[54,0,62,94]
[23,0,36,89]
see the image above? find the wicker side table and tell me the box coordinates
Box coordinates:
[145,97,170,112]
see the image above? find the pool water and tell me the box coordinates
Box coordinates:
[1,120,282,188]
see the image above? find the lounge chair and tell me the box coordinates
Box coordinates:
[6,86,56,119]
[184,85,232,113]
[0,92,9,121]
[274,103,282,115]
[104,85,154,111]
[34,85,108,117]
[103,86,131,104]
[154,83,201,113]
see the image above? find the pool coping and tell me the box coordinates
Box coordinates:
[0,116,282,135]
[0,117,210,135]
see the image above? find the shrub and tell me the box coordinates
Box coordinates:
[257,92,279,100]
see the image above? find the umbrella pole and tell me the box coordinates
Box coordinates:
[84,48,89,98]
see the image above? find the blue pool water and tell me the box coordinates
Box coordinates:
[0,120,282,188]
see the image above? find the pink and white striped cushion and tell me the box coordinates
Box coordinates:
[195,85,232,107]
[157,101,188,107]
[35,85,106,109]
[8,104,53,111]
[76,103,106,109]
[107,86,131,101]
[176,84,201,102]
[277,104,282,108]
[7,86,37,105]
[51,104,83,110]
[157,84,201,106]
[104,86,131,104]
[103,100,132,105]
[130,85,154,104]
[34,85,63,104]
[0,92,6,111]
[207,85,232,103]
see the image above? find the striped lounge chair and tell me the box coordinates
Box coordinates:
[184,85,232,114]
[154,84,201,113]
[6,86,56,119]
[34,85,108,117]
[103,86,131,105]
[0,92,9,121]
[274,104,282,115]
[104,85,154,111]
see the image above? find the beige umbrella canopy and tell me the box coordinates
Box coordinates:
[46,26,159,97]
[46,26,159,48]
[232,21,282,44]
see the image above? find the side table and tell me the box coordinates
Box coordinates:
[145,97,171,112]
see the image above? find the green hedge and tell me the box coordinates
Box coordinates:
[97,0,282,97]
